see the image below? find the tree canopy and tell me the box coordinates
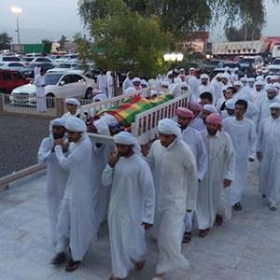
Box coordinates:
[225,24,262,42]
[0,32,12,50]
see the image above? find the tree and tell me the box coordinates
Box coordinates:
[58,35,68,50]
[0,32,12,50]
[225,24,262,42]
[90,11,172,76]
[41,39,52,45]
[78,0,278,40]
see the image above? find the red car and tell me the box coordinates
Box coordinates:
[0,69,29,94]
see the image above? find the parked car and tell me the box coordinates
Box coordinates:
[0,69,29,94]
[20,63,55,79]
[239,56,264,70]
[271,58,280,65]
[200,59,223,73]
[30,57,52,64]
[0,62,26,71]
[266,65,280,75]
[0,56,21,62]
[10,71,96,106]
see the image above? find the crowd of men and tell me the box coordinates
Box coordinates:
[37,66,280,280]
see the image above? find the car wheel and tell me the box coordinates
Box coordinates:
[84,88,93,99]
[46,93,55,108]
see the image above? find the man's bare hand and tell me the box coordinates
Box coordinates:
[223,178,232,188]
[54,139,64,146]
[108,152,120,168]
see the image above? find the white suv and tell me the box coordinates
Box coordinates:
[10,71,95,105]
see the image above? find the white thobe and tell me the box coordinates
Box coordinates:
[256,96,280,131]
[216,97,226,112]
[107,72,114,99]
[61,110,80,120]
[181,127,208,232]
[34,66,41,77]
[97,74,108,95]
[221,111,234,120]
[223,117,257,205]
[190,115,206,131]
[122,77,133,93]
[38,137,68,248]
[34,74,47,112]
[234,89,250,101]
[196,131,235,230]
[258,117,280,204]
[188,76,200,97]
[146,139,198,274]
[102,154,155,279]
[250,89,266,105]
[94,144,114,226]
[211,79,223,104]
[55,136,98,261]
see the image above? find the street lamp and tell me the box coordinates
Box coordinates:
[11,6,22,45]
[163,52,184,83]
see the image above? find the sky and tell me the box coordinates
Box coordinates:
[0,0,280,43]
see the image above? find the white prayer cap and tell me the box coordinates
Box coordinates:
[141,79,148,86]
[203,104,219,114]
[270,102,280,109]
[248,77,255,82]
[66,117,86,132]
[265,85,278,93]
[167,70,173,76]
[189,67,195,71]
[93,94,108,102]
[158,118,182,139]
[94,113,118,135]
[65,98,79,106]
[201,74,209,80]
[233,67,239,71]
[216,73,223,78]
[256,75,264,81]
[132,77,141,83]
[161,81,170,87]
[234,81,243,87]
[181,82,189,88]
[179,68,185,72]
[65,98,80,107]
[255,80,265,86]
[113,131,141,154]
[240,77,248,82]
[225,99,236,110]
[273,82,280,89]
[51,118,66,127]
[124,87,137,95]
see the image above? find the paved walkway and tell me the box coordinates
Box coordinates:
[1,164,280,280]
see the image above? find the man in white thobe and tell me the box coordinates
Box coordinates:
[176,108,208,243]
[61,98,80,120]
[196,113,235,238]
[34,63,41,78]
[122,72,133,94]
[52,117,98,272]
[107,71,114,99]
[146,119,198,280]
[102,132,155,280]
[38,118,68,249]
[34,68,47,112]
[198,74,216,103]
[188,71,200,97]
[224,100,257,210]
[256,85,280,131]
[257,102,280,210]
[97,70,108,95]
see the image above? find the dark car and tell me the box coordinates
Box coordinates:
[20,63,55,79]
[200,59,223,73]
[0,69,29,94]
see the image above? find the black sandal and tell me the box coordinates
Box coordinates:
[50,252,66,265]
[182,232,192,243]
[65,259,81,272]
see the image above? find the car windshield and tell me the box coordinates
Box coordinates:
[239,58,254,64]
[272,60,280,65]
[2,57,20,62]
[57,64,71,68]
[45,74,63,85]
[223,63,239,68]
[204,60,220,65]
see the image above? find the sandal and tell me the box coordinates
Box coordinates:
[65,259,81,272]
[182,232,192,244]
[50,252,65,265]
